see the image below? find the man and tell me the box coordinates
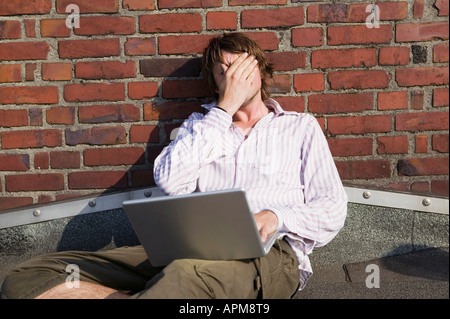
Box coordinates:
[1,33,347,299]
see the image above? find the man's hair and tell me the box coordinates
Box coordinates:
[202,32,274,101]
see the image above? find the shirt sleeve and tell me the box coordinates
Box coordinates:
[153,108,232,195]
[268,116,348,251]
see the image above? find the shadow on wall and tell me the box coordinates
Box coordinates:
[57,57,208,253]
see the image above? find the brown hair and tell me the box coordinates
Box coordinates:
[202,32,274,101]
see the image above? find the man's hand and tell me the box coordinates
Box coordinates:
[254,210,279,243]
[216,52,259,115]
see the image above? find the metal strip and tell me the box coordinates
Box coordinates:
[0,186,448,229]
[344,186,448,215]
[0,187,165,230]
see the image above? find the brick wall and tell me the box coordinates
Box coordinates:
[0,0,448,212]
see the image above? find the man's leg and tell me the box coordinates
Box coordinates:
[1,245,159,299]
[131,238,300,299]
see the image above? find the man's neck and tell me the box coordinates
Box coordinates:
[232,96,269,124]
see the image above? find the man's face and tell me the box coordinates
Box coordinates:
[212,51,262,104]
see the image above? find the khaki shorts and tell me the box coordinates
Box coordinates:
[1,238,300,299]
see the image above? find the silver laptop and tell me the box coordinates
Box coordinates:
[122,188,277,267]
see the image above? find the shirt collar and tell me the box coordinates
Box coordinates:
[201,98,286,116]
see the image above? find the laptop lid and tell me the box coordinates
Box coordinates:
[122,188,276,267]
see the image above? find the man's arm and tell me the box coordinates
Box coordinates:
[263,117,348,249]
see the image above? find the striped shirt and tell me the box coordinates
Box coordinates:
[153,98,348,289]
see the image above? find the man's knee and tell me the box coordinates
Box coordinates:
[1,255,68,299]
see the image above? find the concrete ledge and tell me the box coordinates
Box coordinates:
[1,201,448,291]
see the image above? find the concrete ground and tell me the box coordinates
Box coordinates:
[297,247,449,299]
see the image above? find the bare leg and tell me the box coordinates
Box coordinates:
[35,281,130,299]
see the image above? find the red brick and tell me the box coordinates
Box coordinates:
[65,126,126,146]
[68,171,128,189]
[398,157,448,176]
[243,32,279,50]
[125,38,156,56]
[24,19,36,37]
[40,19,70,37]
[328,115,392,135]
[64,83,125,102]
[414,0,425,19]
[432,134,449,153]
[433,43,449,62]
[435,0,449,16]
[162,79,209,99]
[0,42,49,61]
[411,90,424,110]
[0,109,28,127]
[0,20,21,39]
[266,52,306,71]
[292,28,323,47]
[2,129,62,149]
[308,93,372,114]
[229,0,286,5]
[144,101,203,120]
[159,0,221,8]
[328,25,391,45]
[56,0,119,13]
[0,0,51,15]
[307,2,407,23]
[269,74,290,94]
[0,86,58,104]
[379,47,410,65]
[128,82,159,100]
[0,64,22,83]
[396,112,449,131]
[79,104,140,123]
[123,0,155,10]
[312,48,376,69]
[130,125,159,143]
[59,38,121,59]
[241,7,304,28]
[378,91,408,110]
[0,154,30,171]
[75,16,135,35]
[0,197,33,211]
[431,180,449,196]
[6,173,64,191]
[46,107,75,125]
[433,88,449,107]
[327,138,372,157]
[207,11,237,30]
[75,61,136,80]
[50,151,80,168]
[396,22,449,42]
[273,96,305,113]
[84,147,145,166]
[328,70,390,89]
[294,73,324,92]
[140,13,202,33]
[159,34,217,54]
[42,63,72,81]
[396,66,449,87]
[29,108,43,126]
[377,136,408,154]
[336,160,391,179]
[140,57,202,77]
[34,152,49,169]
[25,63,36,81]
